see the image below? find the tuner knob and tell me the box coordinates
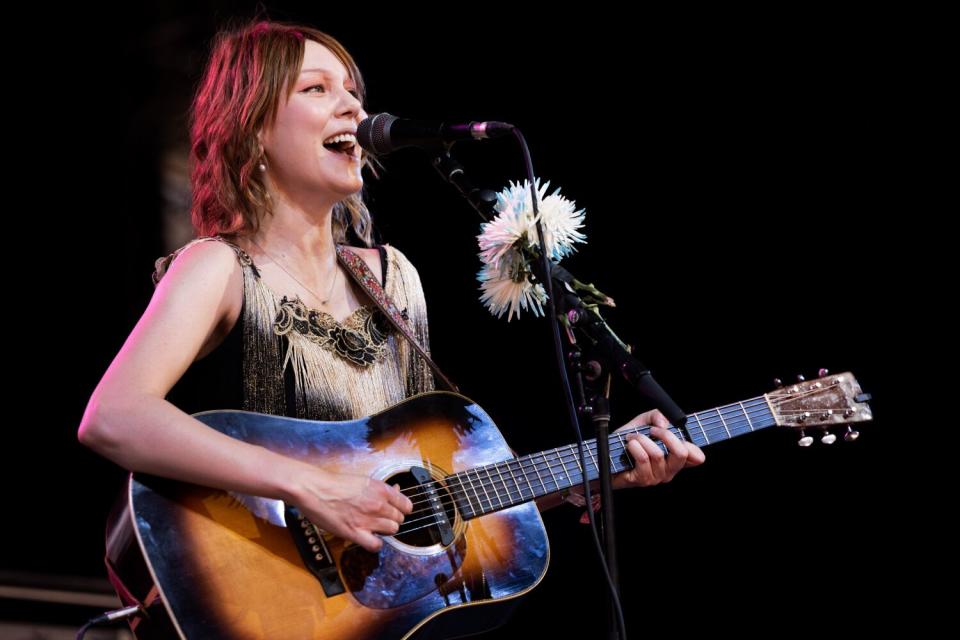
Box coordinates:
[844,427,860,442]
[798,430,814,447]
[818,368,830,378]
[820,431,837,445]
[796,374,806,382]
[774,378,783,388]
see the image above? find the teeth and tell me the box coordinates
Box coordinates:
[323,133,357,145]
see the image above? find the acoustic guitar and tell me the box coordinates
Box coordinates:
[104,372,872,639]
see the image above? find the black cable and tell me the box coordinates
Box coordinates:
[512,128,628,640]
[76,604,142,639]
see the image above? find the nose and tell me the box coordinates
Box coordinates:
[337,87,363,120]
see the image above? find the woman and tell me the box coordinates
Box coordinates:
[78,20,703,559]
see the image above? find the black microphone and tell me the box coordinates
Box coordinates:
[357,113,514,154]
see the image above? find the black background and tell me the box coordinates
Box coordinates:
[9,2,921,637]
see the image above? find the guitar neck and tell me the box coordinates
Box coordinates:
[446,395,776,519]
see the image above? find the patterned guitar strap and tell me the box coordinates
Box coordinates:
[336,245,459,393]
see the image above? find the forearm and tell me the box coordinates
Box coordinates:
[78,393,314,503]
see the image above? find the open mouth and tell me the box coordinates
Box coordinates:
[323,133,359,159]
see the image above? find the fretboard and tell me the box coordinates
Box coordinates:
[447,395,775,519]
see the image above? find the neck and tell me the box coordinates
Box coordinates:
[252,194,337,264]
[449,396,778,520]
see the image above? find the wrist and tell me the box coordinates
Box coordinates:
[269,454,327,505]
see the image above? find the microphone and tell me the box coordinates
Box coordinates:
[357,113,514,154]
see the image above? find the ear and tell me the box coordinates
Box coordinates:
[256,129,270,157]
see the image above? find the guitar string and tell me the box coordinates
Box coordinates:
[393,385,851,520]
[398,396,772,507]
[395,400,774,522]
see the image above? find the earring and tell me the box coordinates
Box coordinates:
[258,160,267,172]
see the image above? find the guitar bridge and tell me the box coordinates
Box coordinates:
[284,506,345,597]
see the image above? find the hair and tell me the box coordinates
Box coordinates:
[189,20,375,246]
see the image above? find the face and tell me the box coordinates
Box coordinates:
[260,40,367,204]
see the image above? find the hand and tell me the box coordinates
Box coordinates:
[612,409,705,489]
[288,466,413,552]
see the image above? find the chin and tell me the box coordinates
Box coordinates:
[332,180,364,201]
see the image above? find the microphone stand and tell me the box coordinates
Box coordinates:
[431,148,688,640]
[432,150,688,426]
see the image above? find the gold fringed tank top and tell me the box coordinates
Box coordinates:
[155,236,435,422]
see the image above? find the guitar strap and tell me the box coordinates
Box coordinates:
[336,245,459,393]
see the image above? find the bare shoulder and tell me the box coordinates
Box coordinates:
[160,239,243,285]
[94,240,245,401]
[152,239,244,343]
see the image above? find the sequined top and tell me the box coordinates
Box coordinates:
[156,236,435,422]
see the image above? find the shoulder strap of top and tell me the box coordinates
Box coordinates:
[152,236,256,286]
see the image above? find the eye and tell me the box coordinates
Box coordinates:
[304,84,326,94]
[348,89,360,99]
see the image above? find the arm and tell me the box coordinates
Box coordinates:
[78,241,409,551]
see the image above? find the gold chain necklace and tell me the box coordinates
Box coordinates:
[249,239,339,306]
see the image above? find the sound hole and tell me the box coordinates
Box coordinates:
[385,471,457,548]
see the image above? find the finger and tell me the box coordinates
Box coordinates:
[649,426,690,478]
[619,409,670,431]
[634,434,667,481]
[371,516,402,536]
[648,410,670,429]
[386,483,414,513]
[379,504,406,524]
[684,443,706,467]
[625,437,655,485]
[355,530,383,553]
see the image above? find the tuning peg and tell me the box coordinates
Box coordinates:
[797,430,814,447]
[773,378,783,388]
[820,430,837,445]
[844,427,860,442]
[818,368,830,378]
[796,374,806,382]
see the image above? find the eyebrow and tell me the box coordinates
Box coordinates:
[299,68,356,86]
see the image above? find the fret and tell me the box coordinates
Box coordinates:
[612,432,630,474]
[526,453,548,498]
[470,469,494,513]
[503,459,526,503]
[481,465,505,510]
[584,440,600,480]
[715,409,732,440]
[557,445,578,490]
[449,474,475,518]
[459,471,484,517]
[514,457,536,500]
[492,462,516,506]
[738,401,755,431]
[693,412,709,445]
[542,451,561,494]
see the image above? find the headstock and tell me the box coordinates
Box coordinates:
[767,370,873,446]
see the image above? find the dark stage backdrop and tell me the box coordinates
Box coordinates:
[10,3,915,637]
